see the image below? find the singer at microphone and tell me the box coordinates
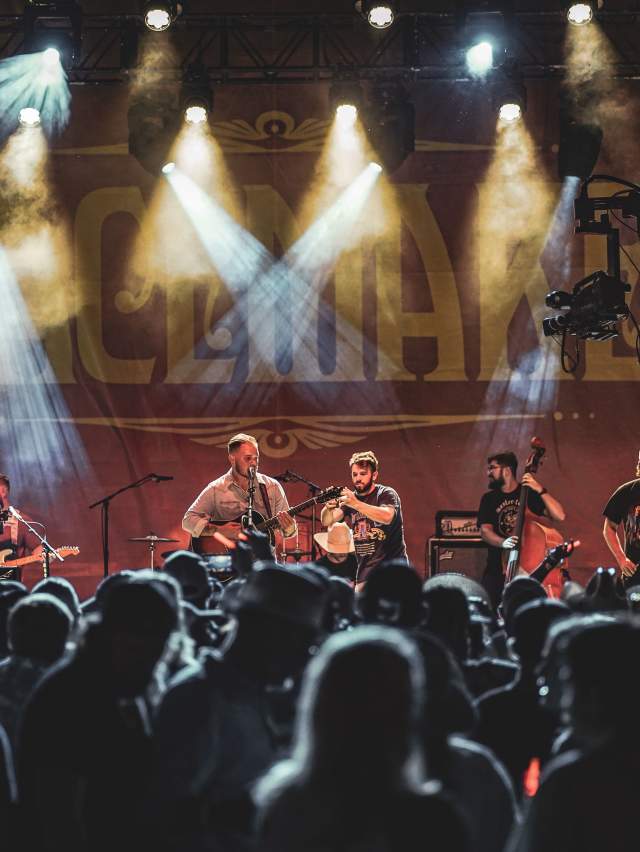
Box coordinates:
[181,432,297,554]
[0,472,44,578]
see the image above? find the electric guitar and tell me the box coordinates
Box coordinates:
[192,485,343,556]
[0,546,80,580]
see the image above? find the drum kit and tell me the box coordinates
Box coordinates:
[127,533,235,579]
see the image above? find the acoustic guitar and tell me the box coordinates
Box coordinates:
[503,437,565,598]
[192,485,343,556]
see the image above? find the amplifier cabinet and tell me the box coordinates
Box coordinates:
[426,537,488,582]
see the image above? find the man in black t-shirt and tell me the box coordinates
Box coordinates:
[602,453,640,587]
[320,450,408,587]
[477,451,566,609]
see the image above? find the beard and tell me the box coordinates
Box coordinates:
[488,476,504,491]
[354,480,372,494]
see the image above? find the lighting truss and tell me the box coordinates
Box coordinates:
[0,10,640,84]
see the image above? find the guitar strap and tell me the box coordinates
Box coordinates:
[258,481,273,520]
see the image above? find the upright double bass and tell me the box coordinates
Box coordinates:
[503,437,565,598]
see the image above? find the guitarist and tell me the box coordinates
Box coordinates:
[602,452,640,587]
[477,451,566,609]
[0,472,43,580]
[182,433,296,555]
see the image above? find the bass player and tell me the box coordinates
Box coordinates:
[182,433,296,557]
[477,450,566,609]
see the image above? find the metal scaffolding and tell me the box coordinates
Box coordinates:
[1,10,640,84]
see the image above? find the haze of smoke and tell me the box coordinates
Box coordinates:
[0,127,74,330]
[474,120,555,294]
[129,32,177,97]
[564,22,640,175]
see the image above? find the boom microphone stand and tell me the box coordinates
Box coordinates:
[6,507,63,579]
[274,469,322,560]
[89,474,172,578]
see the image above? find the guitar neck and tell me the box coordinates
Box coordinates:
[512,484,530,545]
[260,494,326,532]
[506,484,530,581]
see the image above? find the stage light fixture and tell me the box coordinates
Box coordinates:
[466,41,493,76]
[22,1,82,69]
[365,85,415,174]
[181,63,212,125]
[566,3,595,26]
[18,107,41,128]
[144,2,182,32]
[329,80,364,119]
[162,161,176,174]
[357,1,395,29]
[491,62,526,123]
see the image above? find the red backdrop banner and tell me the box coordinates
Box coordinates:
[3,82,639,592]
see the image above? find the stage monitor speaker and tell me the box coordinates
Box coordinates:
[426,537,488,582]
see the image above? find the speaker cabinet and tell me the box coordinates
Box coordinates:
[426,537,488,582]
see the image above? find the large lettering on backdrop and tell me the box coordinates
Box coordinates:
[4,83,640,591]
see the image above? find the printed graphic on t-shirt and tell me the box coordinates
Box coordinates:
[495,497,520,538]
[624,505,640,558]
[352,514,386,558]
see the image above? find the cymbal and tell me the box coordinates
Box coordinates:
[128,535,179,543]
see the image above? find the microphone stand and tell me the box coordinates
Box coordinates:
[89,474,162,578]
[245,468,256,531]
[8,508,62,579]
[276,469,322,561]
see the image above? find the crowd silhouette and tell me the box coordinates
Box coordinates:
[0,537,637,852]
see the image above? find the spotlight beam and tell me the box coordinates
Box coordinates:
[0,248,91,502]
[165,164,382,379]
[0,52,70,136]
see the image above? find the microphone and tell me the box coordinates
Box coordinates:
[273,470,293,483]
[248,466,257,481]
[151,474,173,482]
[8,506,23,522]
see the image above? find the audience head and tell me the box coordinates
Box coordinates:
[500,575,547,635]
[92,570,136,613]
[359,561,423,628]
[511,598,570,672]
[293,625,424,788]
[32,577,81,624]
[0,583,28,655]
[163,550,211,608]
[227,562,328,683]
[415,630,475,741]
[584,567,628,612]
[538,612,616,720]
[323,576,357,633]
[8,593,72,664]
[422,585,470,662]
[98,575,179,696]
[560,618,640,742]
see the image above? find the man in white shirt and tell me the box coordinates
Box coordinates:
[182,434,296,554]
